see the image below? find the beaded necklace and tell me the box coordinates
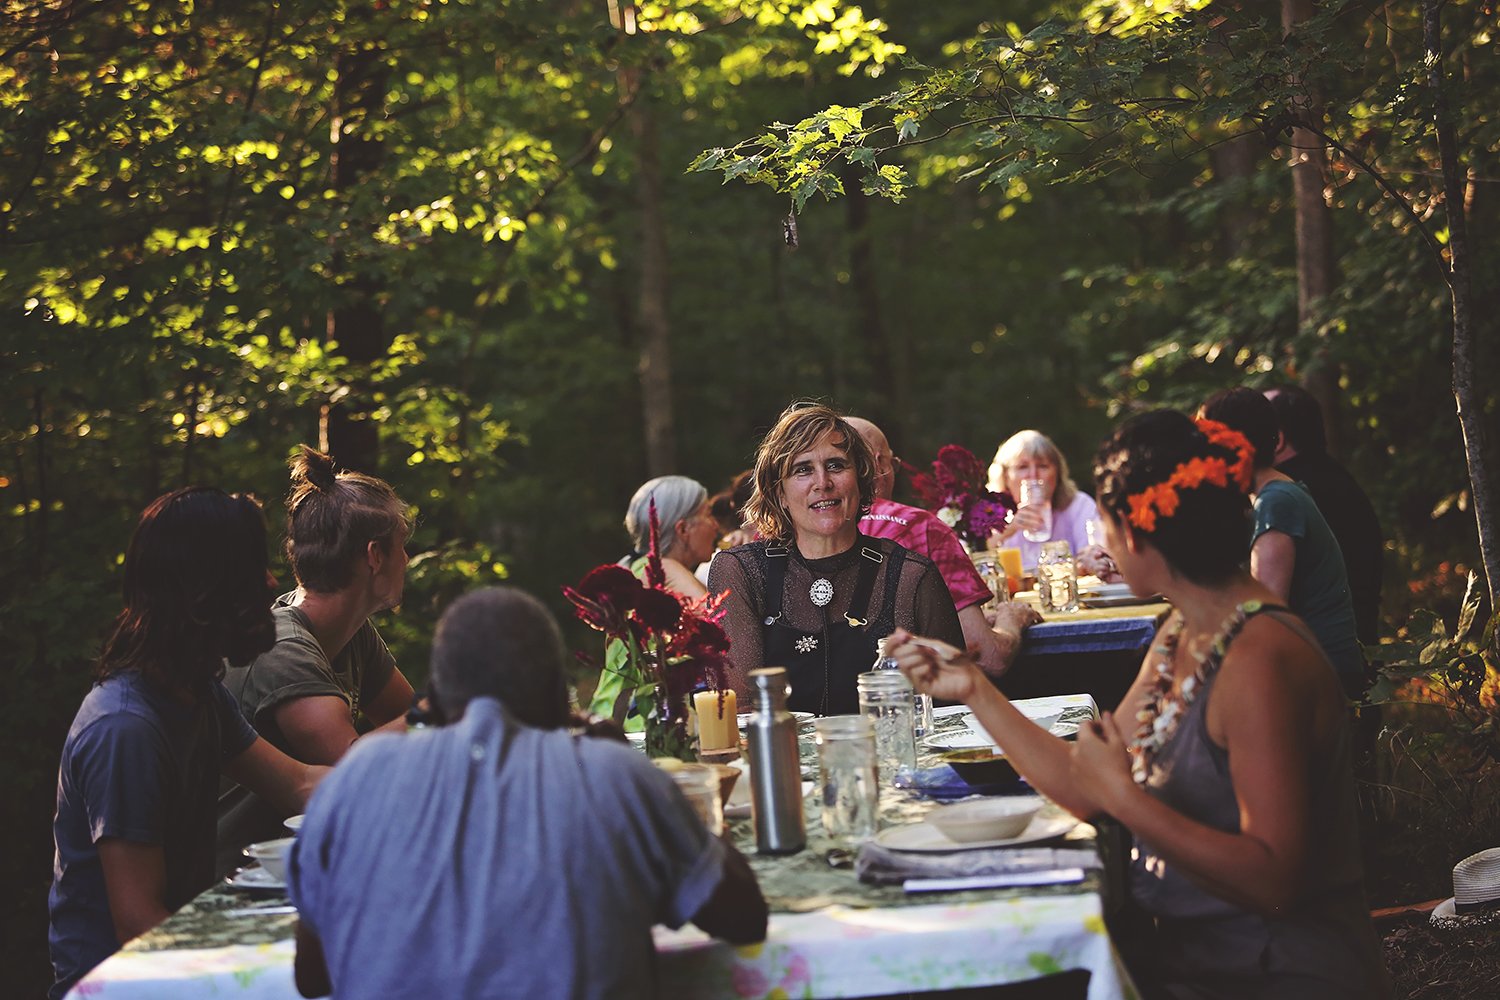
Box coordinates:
[1128,599,1264,784]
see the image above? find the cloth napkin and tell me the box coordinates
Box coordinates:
[855,842,1101,886]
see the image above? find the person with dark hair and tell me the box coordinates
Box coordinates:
[887,412,1391,999]
[1199,387,1365,697]
[49,488,326,998]
[219,447,416,866]
[707,401,962,714]
[1265,385,1384,644]
[709,468,759,549]
[286,587,767,999]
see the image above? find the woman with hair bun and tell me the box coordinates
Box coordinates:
[50,488,325,999]
[888,411,1391,998]
[219,447,416,857]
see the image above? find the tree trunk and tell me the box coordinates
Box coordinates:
[844,169,906,437]
[624,64,677,477]
[1425,0,1499,612]
[321,36,388,475]
[1281,0,1343,457]
[1210,134,1259,259]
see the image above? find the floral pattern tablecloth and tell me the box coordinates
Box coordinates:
[70,695,1136,999]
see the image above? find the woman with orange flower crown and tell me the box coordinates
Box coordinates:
[886,410,1392,999]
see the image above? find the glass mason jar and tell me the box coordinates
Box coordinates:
[667,763,724,836]
[813,715,880,845]
[857,670,917,788]
[1037,539,1080,613]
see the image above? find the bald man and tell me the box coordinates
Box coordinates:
[847,417,1039,677]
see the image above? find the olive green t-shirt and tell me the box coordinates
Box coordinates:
[223,592,397,756]
[217,593,397,874]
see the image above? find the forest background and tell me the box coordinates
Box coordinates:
[2,1,1495,995]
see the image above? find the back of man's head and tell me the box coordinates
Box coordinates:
[430,587,569,728]
[1199,386,1279,470]
[844,416,894,500]
[1264,385,1327,456]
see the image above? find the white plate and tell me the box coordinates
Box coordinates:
[924,730,1001,752]
[737,711,815,728]
[1079,581,1133,599]
[283,814,305,833]
[875,813,1079,853]
[226,866,287,892]
[725,780,814,819]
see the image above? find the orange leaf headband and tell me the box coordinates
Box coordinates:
[1125,419,1255,532]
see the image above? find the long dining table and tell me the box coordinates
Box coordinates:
[68,696,1139,1000]
[997,589,1171,712]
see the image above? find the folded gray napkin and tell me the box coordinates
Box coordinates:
[856,842,1101,886]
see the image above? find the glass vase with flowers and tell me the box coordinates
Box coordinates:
[563,503,733,761]
[904,444,1017,553]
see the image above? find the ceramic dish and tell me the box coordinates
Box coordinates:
[926,796,1043,842]
[736,711,815,728]
[874,813,1078,853]
[225,866,287,892]
[724,780,814,819]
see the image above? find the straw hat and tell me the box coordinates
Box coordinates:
[1430,847,1500,928]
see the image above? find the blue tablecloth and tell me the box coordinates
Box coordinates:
[1021,615,1160,655]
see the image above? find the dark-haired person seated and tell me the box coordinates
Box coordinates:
[49,489,326,999]
[1264,385,1384,645]
[888,412,1392,999]
[218,447,416,868]
[288,587,766,999]
[1200,388,1366,698]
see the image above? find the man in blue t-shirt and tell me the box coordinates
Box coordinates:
[287,587,767,999]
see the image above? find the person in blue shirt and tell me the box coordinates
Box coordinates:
[48,487,327,998]
[288,586,767,999]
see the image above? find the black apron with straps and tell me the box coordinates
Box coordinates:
[759,538,906,715]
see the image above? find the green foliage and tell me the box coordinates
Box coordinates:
[3,0,1496,990]
[1368,575,1500,768]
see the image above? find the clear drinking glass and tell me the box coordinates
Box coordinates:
[1037,539,1079,613]
[972,552,1010,604]
[857,670,917,789]
[813,716,880,845]
[669,763,725,836]
[1019,478,1052,543]
[873,638,933,740]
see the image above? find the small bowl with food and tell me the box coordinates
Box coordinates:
[940,748,1021,787]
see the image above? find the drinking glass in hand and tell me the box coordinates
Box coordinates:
[1019,478,1052,543]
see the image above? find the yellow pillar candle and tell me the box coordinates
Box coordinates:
[694,689,738,751]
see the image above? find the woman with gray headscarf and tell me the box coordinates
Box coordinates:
[587,475,721,723]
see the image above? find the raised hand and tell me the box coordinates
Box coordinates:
[886,628,984,705]
[1069,711,1134,816]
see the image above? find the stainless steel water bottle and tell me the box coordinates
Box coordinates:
[745,667,806,855]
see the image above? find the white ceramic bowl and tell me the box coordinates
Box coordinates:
[927,796,1042,843]
[283,814,305,834]
[245,837,296,881]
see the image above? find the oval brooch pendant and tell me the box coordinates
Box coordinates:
[809,577,834,607]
